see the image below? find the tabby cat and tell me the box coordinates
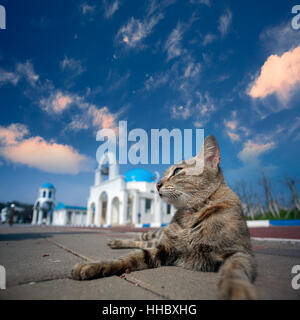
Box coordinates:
[71,135,257,300]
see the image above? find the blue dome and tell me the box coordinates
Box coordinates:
[125,168,155,183]
[41,182,55,189]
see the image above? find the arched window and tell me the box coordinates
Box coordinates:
[42,191,46,198]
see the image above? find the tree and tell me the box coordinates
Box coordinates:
[284,176,300,219]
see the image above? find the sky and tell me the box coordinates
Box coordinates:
[0,0,300,206]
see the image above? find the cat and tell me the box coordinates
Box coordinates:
[71,135,257,300]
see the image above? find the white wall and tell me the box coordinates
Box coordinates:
[53,209,86,226]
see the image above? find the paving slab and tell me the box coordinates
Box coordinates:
[123,267,218,300]
[48,232,133,262]
[0,237,82,287]
[0,225,300,300]
[0,277,162,300]
[254,252,300,299]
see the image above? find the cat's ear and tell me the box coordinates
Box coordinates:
[203,135,220,168]
[186,135,220,174]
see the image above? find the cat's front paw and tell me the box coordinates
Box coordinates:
[107,239,122,249]
[71,262,111,280]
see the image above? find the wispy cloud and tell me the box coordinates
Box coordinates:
[260,21,300,55]
[218,9,232,38]
[40,92,73,114]
[238,140,275,164]
[224,111,250,143]
[0,61,39,87]
[103,0,120,19]
[60,56,86,78]
[202,33,216,46]
[171,104,192,120]
[106,71,130,92]
[116,14,163,49]
[170,91,216,127]
[164,23,185,61]
[144,72,170,91]
[116,0,175,49]
[0,124,93,174]
[190,0,211,6]
[249,45,300,102]
[80,2,96,16]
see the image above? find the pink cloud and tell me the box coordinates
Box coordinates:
[227,131,240,142]
[88,105,117,130]
[249,45,300,101]
[41,92,73,114]
[0,124,93,174]
[0,123,29,145]
[224,120,237,131]
[53,93,73,113]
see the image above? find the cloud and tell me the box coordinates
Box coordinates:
[115,0,176,49]
[116,14,163,49]
[171,105,191,120]
[0,124,93,174]
[223,111,251,142]
[40,92,73,114]
[170,91,216,126]
[218,9,232,38]
[259,21,300,55]
[60,56,86,77]
[103,0,120,19]
[183,61,201,78]
[144,72,170,91]
[202,33,216,46]
[164,23,184,61]
[227,131,240,142]
[249,46,300,102]
[190,0,210,6]
[0,69,20,86]
[193,92,216,126]
[80,3,96,16]
[0,123,29,145]
[64,97,118,134]
[15,61,39,85]
[238,140,275,164]
[0,61,38,87]
[224,120,237,131]
[106,71,130,92]
[87,105,117,130]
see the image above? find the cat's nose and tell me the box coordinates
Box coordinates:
[156,182,163,191]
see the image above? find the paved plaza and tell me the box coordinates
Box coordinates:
[0,225,299,300]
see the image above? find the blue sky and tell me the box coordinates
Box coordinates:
[0,0,299,206]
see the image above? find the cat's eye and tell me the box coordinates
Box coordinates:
[173,167,183,176]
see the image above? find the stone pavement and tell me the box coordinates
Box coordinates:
[0,225,299,300]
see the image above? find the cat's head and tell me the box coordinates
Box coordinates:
[156,135,223,209]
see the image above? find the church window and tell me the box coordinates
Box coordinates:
[145,199,152,214]
[167,204,171,215]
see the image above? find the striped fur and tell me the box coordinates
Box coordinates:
[71,135,257,300]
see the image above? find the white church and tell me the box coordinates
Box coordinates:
[32,153,175,227]
[32,183,87,226]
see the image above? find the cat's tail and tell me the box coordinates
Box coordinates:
[218,251,257,300]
